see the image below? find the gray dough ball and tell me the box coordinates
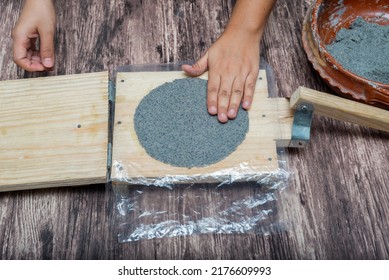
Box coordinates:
[326,17,389,84]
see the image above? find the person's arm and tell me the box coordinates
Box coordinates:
[183,0,276,123]
[12,0,56,72]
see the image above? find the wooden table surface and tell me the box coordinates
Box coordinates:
[1,0,388,259]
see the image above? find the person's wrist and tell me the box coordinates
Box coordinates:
[224,23,263,42]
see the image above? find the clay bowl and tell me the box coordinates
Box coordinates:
[302,0,389,109]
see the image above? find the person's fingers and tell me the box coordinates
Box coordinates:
[182,52,209,77]
[217,76,234,123]
[207,70,220,116]
[12,33,45,71]
[14,57,45,72]
[242,70,259,110]
[38,27,55,68]
[31,54,42,63]
[227,77,244,119]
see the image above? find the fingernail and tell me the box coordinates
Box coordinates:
[228,108,236,117]
[43,58,53,68]
[209,106,217,115]
[243,101,250,109]
[219,113,228,123]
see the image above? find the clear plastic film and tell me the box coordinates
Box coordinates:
[112,160,288,189]
[111,61,291,242]
[114,168,289,242]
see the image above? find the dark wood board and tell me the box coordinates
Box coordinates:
[0,0,388,259]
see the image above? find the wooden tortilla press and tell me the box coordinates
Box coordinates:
[0,71,388,192]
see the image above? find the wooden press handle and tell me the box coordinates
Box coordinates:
[290,87,389,133]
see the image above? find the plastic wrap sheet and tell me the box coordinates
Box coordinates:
[113,150,290,243]
[113,158,289,188]
[111,61,291,242]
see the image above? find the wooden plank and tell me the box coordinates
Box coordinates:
[112,70,293,183]
[0,72,109,191]
[291,87,389,132]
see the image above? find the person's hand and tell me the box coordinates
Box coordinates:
[183,0,275,123]
[12,0,56,72]
[182,27,260,123]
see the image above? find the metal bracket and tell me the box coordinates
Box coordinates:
[290,102,314,148]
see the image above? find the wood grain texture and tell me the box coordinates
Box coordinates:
[0,0,388,260]
[112,70,292,182]
[291,87,389,132]
[0,72,109,191]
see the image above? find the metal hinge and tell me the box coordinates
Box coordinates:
[107,80,116,181]
[289,102,314,148]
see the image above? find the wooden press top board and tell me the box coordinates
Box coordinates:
[0,72,109,192]
[112,70,293,184]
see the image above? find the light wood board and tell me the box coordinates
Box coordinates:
[112,70,293,183]
[0,72,109,191]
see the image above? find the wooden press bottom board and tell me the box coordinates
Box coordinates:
[0,72,109,192]
[112,70,293,183]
